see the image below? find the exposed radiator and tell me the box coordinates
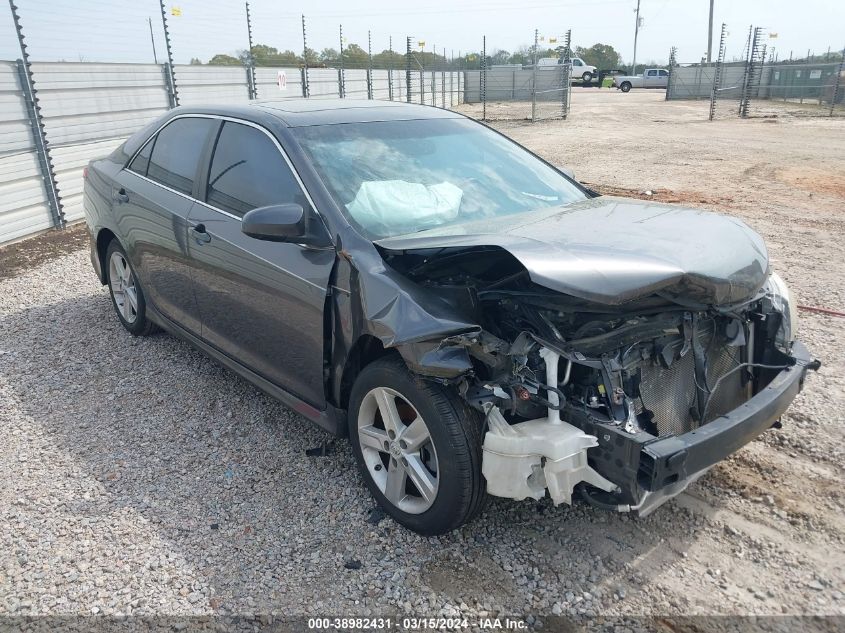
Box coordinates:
[638,335,746,437]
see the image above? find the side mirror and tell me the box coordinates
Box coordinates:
[242,203,307,242]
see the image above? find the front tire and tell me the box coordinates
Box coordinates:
[348,357,486,535]
[106,240,157,336]
[581,71,593,84]
[620,81,632,93]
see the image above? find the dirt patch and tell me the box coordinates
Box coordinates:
[775,166,845,199]
[583,183,737,208]
[0,223,87,281]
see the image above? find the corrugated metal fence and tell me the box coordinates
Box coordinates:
[0,61,466,245]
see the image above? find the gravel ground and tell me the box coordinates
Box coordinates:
[1,92,844,628]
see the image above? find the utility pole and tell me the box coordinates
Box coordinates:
[148,17,158,64]
[706,0,714,63]
[632,0,641,74]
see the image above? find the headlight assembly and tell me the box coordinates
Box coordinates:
[766,272,798,352]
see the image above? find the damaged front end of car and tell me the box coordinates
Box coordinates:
[376,234,819,517]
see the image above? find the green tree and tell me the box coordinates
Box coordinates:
[208,53,240,66]
[189,57,202,65]
[237,44,299,66]
[303,47,319,66]
[342,43,369,68]
[574,43,622,70]
[491,49,511,65]
[372,48,404,68]
[319,47,339,64]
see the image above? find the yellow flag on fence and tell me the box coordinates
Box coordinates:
[418,40,425,48]
[171,6,182,17]
[549,37,557,44]
[769,32,778,39]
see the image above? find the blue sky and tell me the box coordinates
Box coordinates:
[1,0,842,65]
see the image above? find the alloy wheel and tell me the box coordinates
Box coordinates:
[108,251,138,324]
[357,386,439,514]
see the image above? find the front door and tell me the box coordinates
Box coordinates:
[187,120,335,407]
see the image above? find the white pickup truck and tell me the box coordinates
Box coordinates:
[612,68,670,92]
[537,57,597,83]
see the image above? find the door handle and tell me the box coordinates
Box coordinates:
[114,188,129,204]
[191,223,212,244]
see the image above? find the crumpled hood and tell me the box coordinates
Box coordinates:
[376,197,770,306]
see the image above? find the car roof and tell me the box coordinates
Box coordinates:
[173,99,464,128]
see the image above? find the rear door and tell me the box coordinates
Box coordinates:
[644,69,659,88]
[113,116,216,333]
[187,119,336,407]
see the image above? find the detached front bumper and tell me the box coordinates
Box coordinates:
[637,341,817,494]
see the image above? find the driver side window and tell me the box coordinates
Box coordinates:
[206,121,307,218]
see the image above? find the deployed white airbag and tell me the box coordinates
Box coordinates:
[346,180,463,230]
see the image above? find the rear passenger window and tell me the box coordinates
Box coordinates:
[206,121,305,218]
[128,138,153,176]
[147,117,214,195]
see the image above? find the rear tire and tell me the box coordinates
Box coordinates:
[348,357,486,535]
[106,240,157,336]
[620,81,632,93]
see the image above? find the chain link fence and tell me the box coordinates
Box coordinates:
[458,33,572,123]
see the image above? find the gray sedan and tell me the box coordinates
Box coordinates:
[83,100,816,535]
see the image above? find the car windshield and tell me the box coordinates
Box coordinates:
[293,118,587,239]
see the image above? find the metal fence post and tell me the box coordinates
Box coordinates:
[441,48,446,108]
[666,46,677,101]
[244,2,257,99]
[388,36,394,101]
[831,49,845,116]
[405,37,412,103]
[531,29,538,122]
[158,0,179,106]
[14,58,63,229]
[245,65,256,100]
[431,69,435,106]
[563,29,572,119]
[367,30,373,99]
[9,2,63,229]
[709,23,727,121]
[162,63,177,109]
[481,35,487,120]
[338,24,345,98]
[301,14,310,98]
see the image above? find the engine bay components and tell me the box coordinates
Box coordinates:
[482,404,617,505]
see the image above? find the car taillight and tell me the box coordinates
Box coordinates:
[83,166,88,180]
